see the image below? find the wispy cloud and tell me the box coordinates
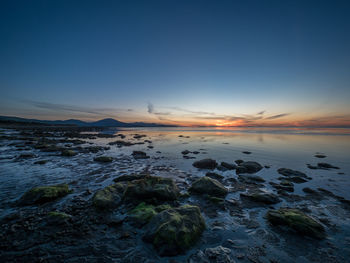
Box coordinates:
[257,110,265,115]
[265,113,289,120]
[147,103,154,114]
[147,103,172,116]
[166,106,216,116]
[23,100,133,116]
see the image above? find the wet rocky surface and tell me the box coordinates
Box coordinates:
[0,127,350,262]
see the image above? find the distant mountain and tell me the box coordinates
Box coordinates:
[0,116,177,127]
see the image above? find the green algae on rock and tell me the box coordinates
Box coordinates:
[143,205,206,256]
[47,211,71,219]
[123,175,180,202]
[189,176,228,197]
[19,184,72,205]
[266,208,325,239]
[92,183,125,209]
[93,156,113,163]
[128,202,172,226]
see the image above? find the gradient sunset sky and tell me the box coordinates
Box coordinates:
[1,0,350,127]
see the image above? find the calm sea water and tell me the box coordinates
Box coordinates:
[107,127,350,198]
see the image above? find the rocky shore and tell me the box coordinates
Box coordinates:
[0,126,349,262]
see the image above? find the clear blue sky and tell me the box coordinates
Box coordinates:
[1,0,349,126]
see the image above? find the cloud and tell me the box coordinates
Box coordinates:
[147,103,154,114]
[23,100,133,116]
[257,110,265,115]
[166,106,216,116]
[265,113,290,120]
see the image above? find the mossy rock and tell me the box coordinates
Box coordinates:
[266,208,325,239]
[61,149,77,157]
[129,203,172,226]
[189,176,228,197]
[123,175,180,202]
[143,205,206,256]
[94,156,113,163]
[92,183,125,209]
[48,211,71,219]
[19,184,72,205]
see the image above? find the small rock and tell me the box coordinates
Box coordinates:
[193,159,218,170]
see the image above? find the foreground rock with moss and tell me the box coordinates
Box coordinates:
[189,176,228,197]
[266,208,325,239]
[92,183,125,209]
[123,175,180,202]
[143,205,206,256]
[18,184,72,205]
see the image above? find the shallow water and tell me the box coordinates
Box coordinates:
[1,127,350,262]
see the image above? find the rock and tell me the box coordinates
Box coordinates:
[193,159,218,170]
[93,156,113,163]
[182,150,191,155]
[113,173,148,183]
[238,175,265,183]
[92,183,125,209]
[18,153,35,158]
[123,176,180,202]
[279,176,308,184]
[34,160,48,165]
[220,162,236,170]
[61,149,77,157]
[132,151,150,159]
[240,192,281,204]
[109,140,134,146]
[18,184,72,205]
[234,159,244,165]
[236,161,263,174]
[217,165,228,172]
[205,172,224,181]
[128,202,171,227]
[129,202,157,226]
[266,208,325,239]
[242,151,252,155]
[270,182,294,192]
[47,211,71,223]
[190,176,228,197]
[314,154,326,158]
[188,246,235,263]
[143,205,205,256]
[317,163,339,169]
[277,168,307,178]
[303,187,318,194]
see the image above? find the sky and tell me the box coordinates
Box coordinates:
[1,0,350,127]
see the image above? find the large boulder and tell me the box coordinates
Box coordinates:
[190,176,228,197]
[92,183,125,209]
[18,184,72,205]
[266,208,325,239]
[123,176,179,202]
[236,161,263,174]
[188,246,235,263]
[143,205,206,256]
[193,159,218,170]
